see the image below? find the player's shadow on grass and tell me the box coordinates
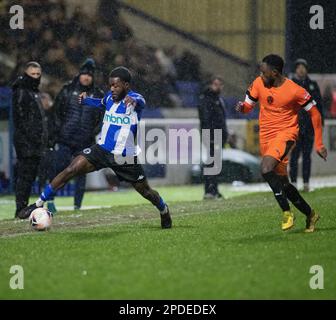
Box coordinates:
[224,226,336,244]
[224,231,307,244]
[138,224,196,231]
[317,226,336,232]
[291,226,336,234]
[65,230,131,241]
[64,224,196,240]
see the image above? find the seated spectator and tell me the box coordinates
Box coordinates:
[175,50,201,81]
[66,36,85,65]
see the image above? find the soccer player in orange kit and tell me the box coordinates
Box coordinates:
[236,54,327,232]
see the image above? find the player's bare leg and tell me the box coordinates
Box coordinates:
[50,156,95,191]
[132,179,172,229]
[17,156,96,219]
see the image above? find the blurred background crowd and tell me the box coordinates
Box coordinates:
[1,0,336,116]
[0,0,203,110]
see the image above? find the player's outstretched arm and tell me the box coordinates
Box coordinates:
[79,92,105,108]
[236,81,259,114]
[125,93,146,111]
[235,101,254,114]
[308,105,327,161]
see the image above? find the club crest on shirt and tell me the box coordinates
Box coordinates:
[267,96,274,105]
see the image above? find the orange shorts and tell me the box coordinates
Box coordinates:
[260,134,296,176]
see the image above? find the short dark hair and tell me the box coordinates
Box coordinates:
[262,54,284,74]
[109,66,132,83]
[25,61,41,70]
[203,75,223,88]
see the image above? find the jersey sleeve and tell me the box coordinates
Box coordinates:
[245,78,259,106]
[308,106,324,150]
[242,78,260,113]
[82,92,110,109]
[82,97,104,108]
[127,92,146,112]
[135,94,146,110]
[101,92,112,107]
[295,86,315,111]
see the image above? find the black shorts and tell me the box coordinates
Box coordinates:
[80,144,146,183]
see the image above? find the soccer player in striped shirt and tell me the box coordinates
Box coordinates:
[18,67,172,229]
[236,54,327,232]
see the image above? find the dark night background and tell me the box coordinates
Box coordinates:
[286,0,336,73]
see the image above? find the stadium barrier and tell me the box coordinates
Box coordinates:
[1,118,336,192]
[85,118,336,188]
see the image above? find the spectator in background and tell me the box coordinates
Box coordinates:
[98,0,133,41]
[12,62,54,217]
[323,83,336,118]
[155,48,182,108]
[40,30,55,56]
[175,50,201,81]
[0,70,12,120]
[290,59,324,192]
[155,48,177,80]
[0,171,10,193]
[37,92,56,192]
[198,76,228,199]
[49,59,104,213]
[65,36,86,65]
[43,41,68,80]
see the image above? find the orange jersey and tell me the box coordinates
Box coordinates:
[244,77,315,143]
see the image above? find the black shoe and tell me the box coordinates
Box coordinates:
[17,204,38,220]
[203,192,223,200]
[160,205,172,229]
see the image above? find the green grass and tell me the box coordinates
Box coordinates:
[0,184,249,220]
[0,187,335,299]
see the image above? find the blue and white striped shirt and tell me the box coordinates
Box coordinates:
[82,90,145,156]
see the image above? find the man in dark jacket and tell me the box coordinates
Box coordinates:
[290,59,324,192]
[49,59,104,212]
[198,76,228,199]
[12,61,54,217]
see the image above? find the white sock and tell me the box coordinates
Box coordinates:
[160,205,168,215]
[35,198,45,207]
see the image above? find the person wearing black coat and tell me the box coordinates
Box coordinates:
[48,59,104,212]
[289,59,324,192]
[12,61,54,217]
[198,76,228,199]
